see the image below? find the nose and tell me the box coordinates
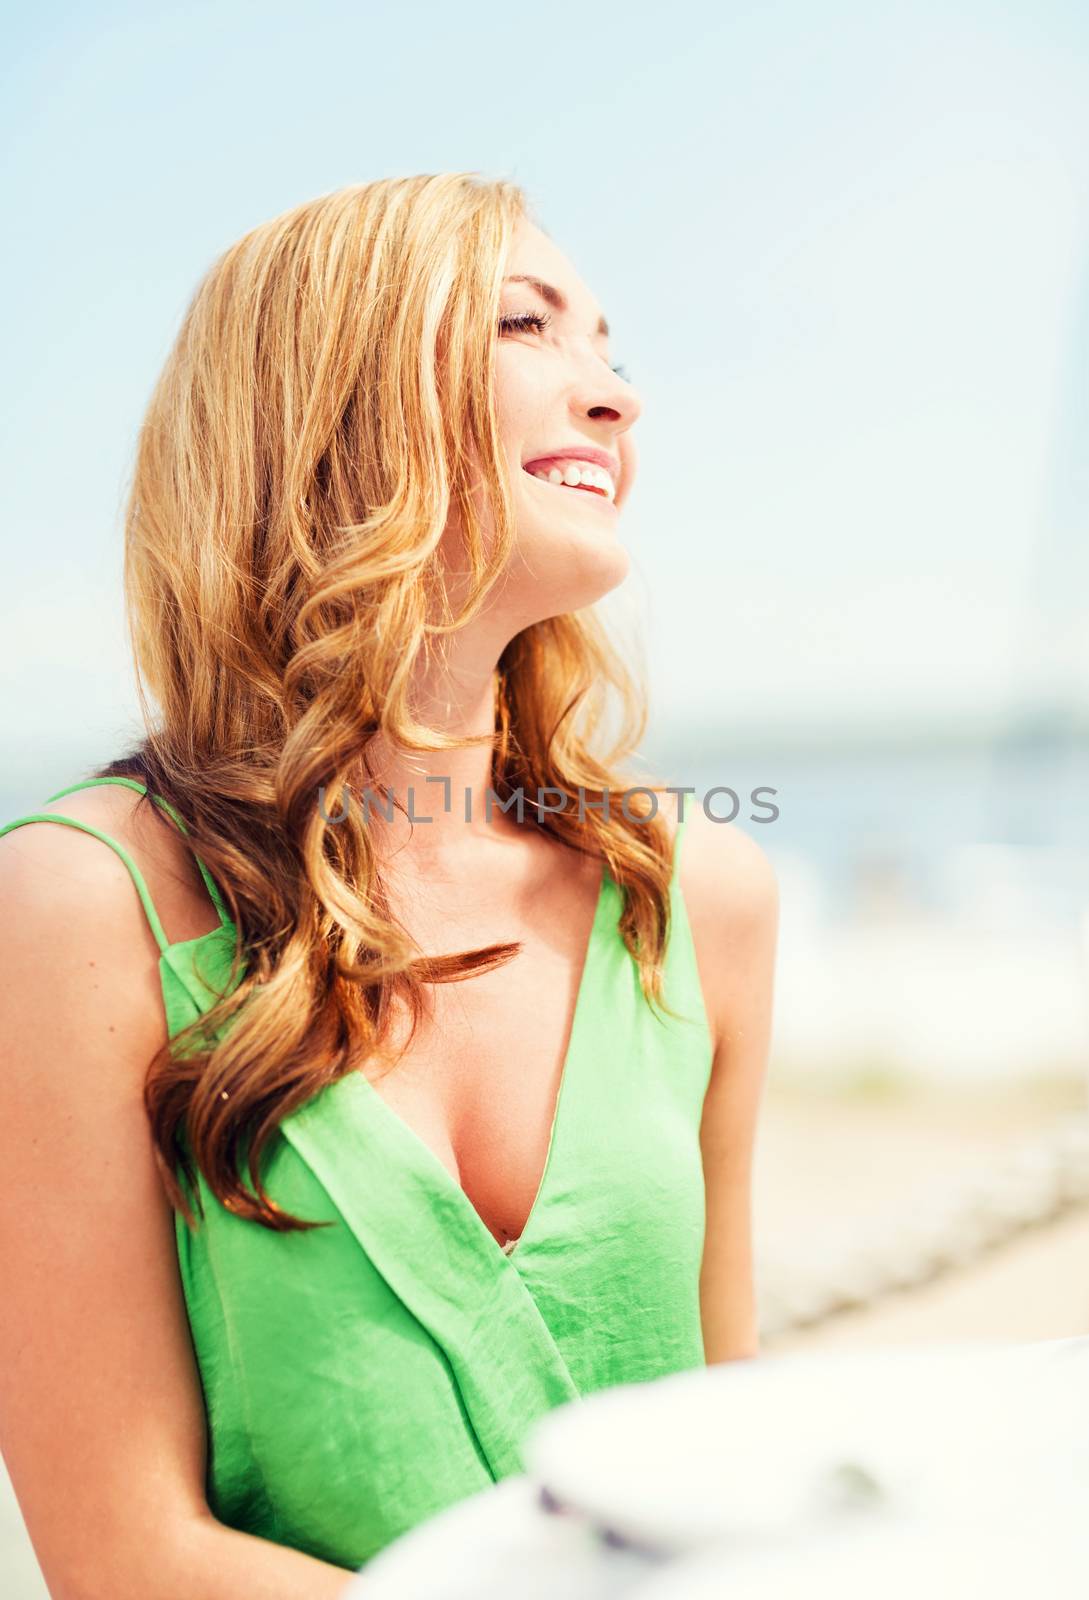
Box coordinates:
[564,346,641,508]
[571,345,643,436]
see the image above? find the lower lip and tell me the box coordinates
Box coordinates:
[522,470,618,513]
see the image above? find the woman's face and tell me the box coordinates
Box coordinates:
[473,216,644,623]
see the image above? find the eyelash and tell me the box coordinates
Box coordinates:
[498,310,631,383]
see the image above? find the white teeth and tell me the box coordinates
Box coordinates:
[526,460,616,502]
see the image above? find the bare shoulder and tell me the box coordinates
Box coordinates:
[0,784,177,1081]
[677,800,780,932]
[674,801,780,1056]
[0,787,224,1585]
[0,779,221,950]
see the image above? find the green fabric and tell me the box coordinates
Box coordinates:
[0,778,714,1570]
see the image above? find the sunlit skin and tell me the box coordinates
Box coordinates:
[486,215,640,607]
[435,215,640,629]
[372,213,643,853]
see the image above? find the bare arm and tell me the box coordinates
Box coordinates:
[0,823,357,1600]
[682,807,780,1364]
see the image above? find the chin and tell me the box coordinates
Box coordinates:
[516,519,631,615]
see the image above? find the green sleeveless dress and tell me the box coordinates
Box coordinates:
[0,776,714,1571]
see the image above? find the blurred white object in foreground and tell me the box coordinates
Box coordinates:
[346,1337,1088,1598]
[635,1519,1088,1600]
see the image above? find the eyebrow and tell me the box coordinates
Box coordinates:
[502,274,610,338]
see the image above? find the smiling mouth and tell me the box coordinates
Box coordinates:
[528,474,607,496]
[522,467,617,506]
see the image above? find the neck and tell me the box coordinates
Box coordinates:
[350,634,518,868]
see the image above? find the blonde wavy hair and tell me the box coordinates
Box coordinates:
[95,172,680,1230]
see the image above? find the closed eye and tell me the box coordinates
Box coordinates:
[498,311,631,382]
[498,310,552,336]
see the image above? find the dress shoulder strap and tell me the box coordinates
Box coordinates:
[0,776,232,954]
[0,803,172,954]
[46,777,232,930]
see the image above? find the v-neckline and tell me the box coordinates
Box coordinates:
[353,855,613,1263]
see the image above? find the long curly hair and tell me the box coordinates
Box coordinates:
[95,172,680,1230]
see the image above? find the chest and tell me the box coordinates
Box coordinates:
[365,857,606,1247]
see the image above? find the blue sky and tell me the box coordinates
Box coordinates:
[3,0,1088,786]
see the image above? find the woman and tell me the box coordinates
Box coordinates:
[0,174,778,1595]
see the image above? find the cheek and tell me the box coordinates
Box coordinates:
[615,435,637,510]
[493,349,546,456]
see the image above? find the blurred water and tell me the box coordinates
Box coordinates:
[661,741,1089,930]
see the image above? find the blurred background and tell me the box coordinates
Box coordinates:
[3,1,1089,1592]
